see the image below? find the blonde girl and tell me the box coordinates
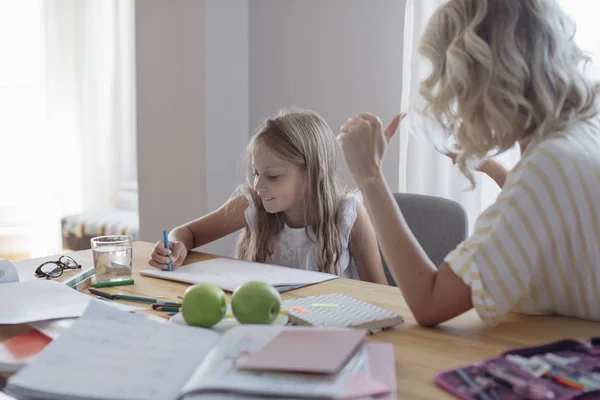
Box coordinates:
[150,108,388,284]
[338,0,600,326]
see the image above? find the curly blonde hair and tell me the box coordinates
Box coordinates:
[418,0,599,185]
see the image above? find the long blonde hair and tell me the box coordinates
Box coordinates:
[419,0,599,185]
[234,109,347,275]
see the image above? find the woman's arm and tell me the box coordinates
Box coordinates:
[348,202,389,285]
[358,172,472,325]
[478,159,508,189]
[337,113,472,326]
[446,151,508,189]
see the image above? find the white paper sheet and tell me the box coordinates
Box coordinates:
[140,258,338,292]
[0,391,16,400]
[27,318,77,340]
[0,280,94,324]
[6,302,220,400]
[26,301,144,339]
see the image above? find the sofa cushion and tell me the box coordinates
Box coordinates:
[61,210,139,251]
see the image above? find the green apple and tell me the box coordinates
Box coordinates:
[231,281,281,324]
[181,283,227,328]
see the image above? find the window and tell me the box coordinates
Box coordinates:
[0,0,136,258]
[559,0,600,81]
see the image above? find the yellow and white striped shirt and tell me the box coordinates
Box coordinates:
[445,117,600,326]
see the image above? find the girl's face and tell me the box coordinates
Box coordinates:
[252,145,307,226]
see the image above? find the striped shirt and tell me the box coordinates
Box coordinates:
[445,117,600,326]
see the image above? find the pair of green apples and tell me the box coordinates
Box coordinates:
[181,281,281,328]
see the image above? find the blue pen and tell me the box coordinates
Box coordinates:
[163,230,172,271]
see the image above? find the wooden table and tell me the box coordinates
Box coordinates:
[3,241,600,399]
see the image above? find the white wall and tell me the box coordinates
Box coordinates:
[200,0,249,255]
[249,0,405,189]
[136,0,250,256]
[136,0,405,256]
[136,0,207,244]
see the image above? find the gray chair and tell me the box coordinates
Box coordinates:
[381,193,469,286]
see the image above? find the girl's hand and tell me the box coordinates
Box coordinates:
[337,113,405,183]
[148,240,188,270]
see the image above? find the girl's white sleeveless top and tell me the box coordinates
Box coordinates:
[240,190,361,279]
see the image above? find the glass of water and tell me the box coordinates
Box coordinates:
[90,235,133,283]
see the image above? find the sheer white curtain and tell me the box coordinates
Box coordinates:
[558,0,600,81]
[399,0,520,232]
[0,0,136,257]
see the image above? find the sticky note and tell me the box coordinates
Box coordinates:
[291,306,311,314]
[311,303,339,308]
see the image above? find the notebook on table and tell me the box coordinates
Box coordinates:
[140,257,339,292]
[6,302,393,400]
[10,251,95,284]
[282,293,404,330]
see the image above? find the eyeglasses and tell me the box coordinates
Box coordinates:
[35,256,82,279]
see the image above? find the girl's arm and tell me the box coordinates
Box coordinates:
[149,195,248,270]
[173,195,248,249]
[348,202,389,285]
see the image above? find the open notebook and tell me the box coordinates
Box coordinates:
[6,302,392,400]
[140,257,338,292]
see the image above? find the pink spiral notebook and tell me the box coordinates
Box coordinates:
[239,328,397,400]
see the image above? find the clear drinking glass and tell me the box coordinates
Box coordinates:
[90,235,133,283]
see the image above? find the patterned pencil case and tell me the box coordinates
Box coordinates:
[435,337,600,400]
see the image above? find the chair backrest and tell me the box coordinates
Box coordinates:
[381,193,469,286]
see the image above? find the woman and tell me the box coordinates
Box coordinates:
[337,0,600,327]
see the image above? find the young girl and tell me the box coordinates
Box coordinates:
[149,108,388,284]
[337,0,600,326]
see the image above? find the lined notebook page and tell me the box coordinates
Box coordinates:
[7,302,220,400]
[140,258,338,292]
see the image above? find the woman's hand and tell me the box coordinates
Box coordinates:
[148,240,188,270]
[337,113,405,184]
[443,150,459,165]
[441,145,508,189]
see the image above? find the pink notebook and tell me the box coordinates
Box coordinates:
[337,343,397,399]
[239,328,368,374]
[239,328,397,400]
[365,343,397,400]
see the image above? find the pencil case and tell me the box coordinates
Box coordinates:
[435,337,600,400]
